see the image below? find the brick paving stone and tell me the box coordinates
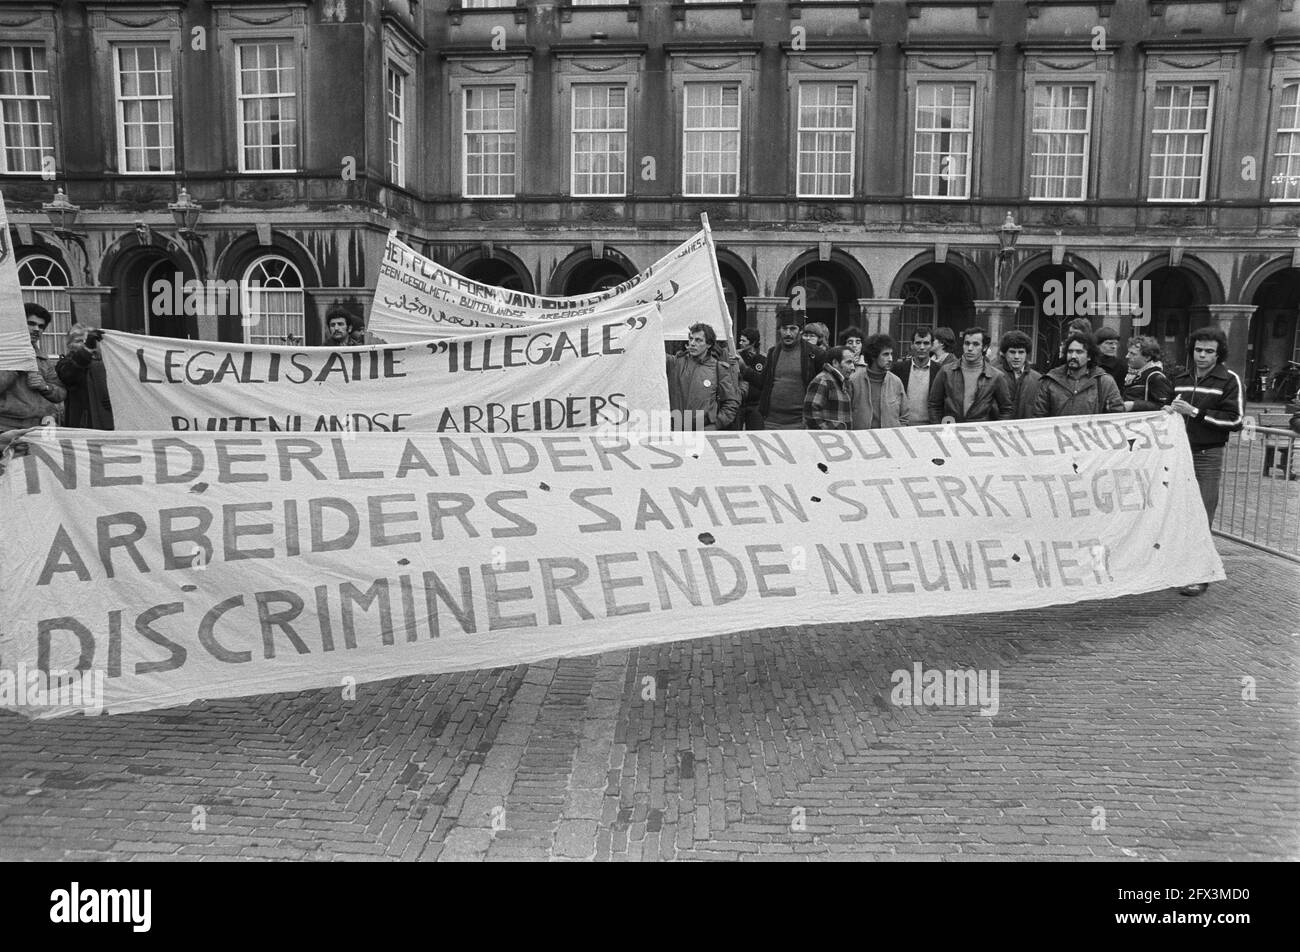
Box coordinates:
[0,538,1295,861]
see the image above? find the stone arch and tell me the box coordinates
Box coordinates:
[448,246,535,294]
[1130,253,1224,306]
[774,247,874,301]
[888,250,989,301]
[1240,255,1298,306]
[213,230,323,288]
[1004,250,1102,295]
[547,245,638,295]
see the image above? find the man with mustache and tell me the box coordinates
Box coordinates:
[1030,331,1124,417]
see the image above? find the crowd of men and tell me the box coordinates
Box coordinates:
[665,311,1246,597]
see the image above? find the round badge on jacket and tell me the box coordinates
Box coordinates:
[703,379,712,388]
[755,363,764,372]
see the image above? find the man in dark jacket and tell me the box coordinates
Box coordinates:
[1031,332,1124,418]
[56,324,115,429]
[1122,335,1173,412]
[758,312,825,429]
[0,303,66,430]
[928,327,1012,423]
[1093,326,1128,390]
[892,328,937,425]
[733,326,765,430]
[997,330,1042,420]
[665,322,740,431]
[1165,326,1244,596]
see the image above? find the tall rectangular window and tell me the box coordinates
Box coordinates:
[464,86,516,198]
[1029,84,1091,200]
[913,82,973,199]
[115,45,174,173]
[1149,82,1213,202]
[386,64,406,187]
[0,45,54,174]
[1271,80,1300,201]
[683,82,740,197]
[797,83,855,199]
[237,40,297,173]
[572,85,626,197]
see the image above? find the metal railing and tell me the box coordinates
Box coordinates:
[1214,423,1300,562]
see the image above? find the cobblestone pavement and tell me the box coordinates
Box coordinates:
[1,538,1296,862]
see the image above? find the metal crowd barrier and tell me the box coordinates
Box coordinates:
[1214,423,1300,563]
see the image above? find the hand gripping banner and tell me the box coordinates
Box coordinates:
[0,413,1223,718]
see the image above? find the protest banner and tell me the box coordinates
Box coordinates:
[98,305,668,434]
[0,192,38,372]
[0,413,1223,718]
[370,223,733,343]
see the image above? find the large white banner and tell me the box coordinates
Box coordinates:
[0,414,1223,718]
[0,192,38,372]
[370,228,732,343]
[98,306,668,433]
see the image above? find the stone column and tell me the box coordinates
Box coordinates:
[744,296,787,352]
[974,299,1020,362]
[65,287,115,330]
[857,298,903,338]
[1203,304,1256,384]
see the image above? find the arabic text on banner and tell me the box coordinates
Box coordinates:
[0,414,1223,717]
[370,230,729,342]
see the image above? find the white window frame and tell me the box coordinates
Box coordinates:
[668,49,756,201]
[462,84,518,198]
[386,62,407,187]
[1269,76,1300,202]
[796,82,856,199]
[235,39,299,174]
[1028,83,1092,202]
[241,254,305,346]
[446,53,529,202]
[899,278,937,344]
[911,81,975,200]
[113,43,175,174]
[903,47,995,204]
[681,81,742,198]
[1019,47,1113,207]
[0,42,55,175]
[1147,81,1214,203]
[18,254,73,347]
[570,84,628,198]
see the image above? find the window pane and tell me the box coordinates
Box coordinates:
[913,82,973,198]
[0,45,54,172]
[683,83,740,196]
[1149,83,1212,201]
[1272,81,1300,200]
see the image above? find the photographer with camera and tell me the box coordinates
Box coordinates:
[56,323,115,430]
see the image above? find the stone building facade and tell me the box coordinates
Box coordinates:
[3,0,1298,380]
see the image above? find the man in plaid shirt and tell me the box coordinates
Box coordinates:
[803,346,856,430]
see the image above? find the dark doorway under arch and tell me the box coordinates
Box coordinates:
[1248,268,1300,393]
[562,257,634,295]
[782,260,861,345]
[895,262,975,344]
[459,257,532,293]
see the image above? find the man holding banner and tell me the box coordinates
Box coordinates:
[665,323,740,431]
[0,303,65,431]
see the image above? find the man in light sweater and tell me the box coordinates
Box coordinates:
[850,334,909,429]
[892,328,936,425]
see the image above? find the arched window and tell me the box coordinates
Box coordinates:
[19,255,73,349]
[899,278,937,343]
[242,255,304,345]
